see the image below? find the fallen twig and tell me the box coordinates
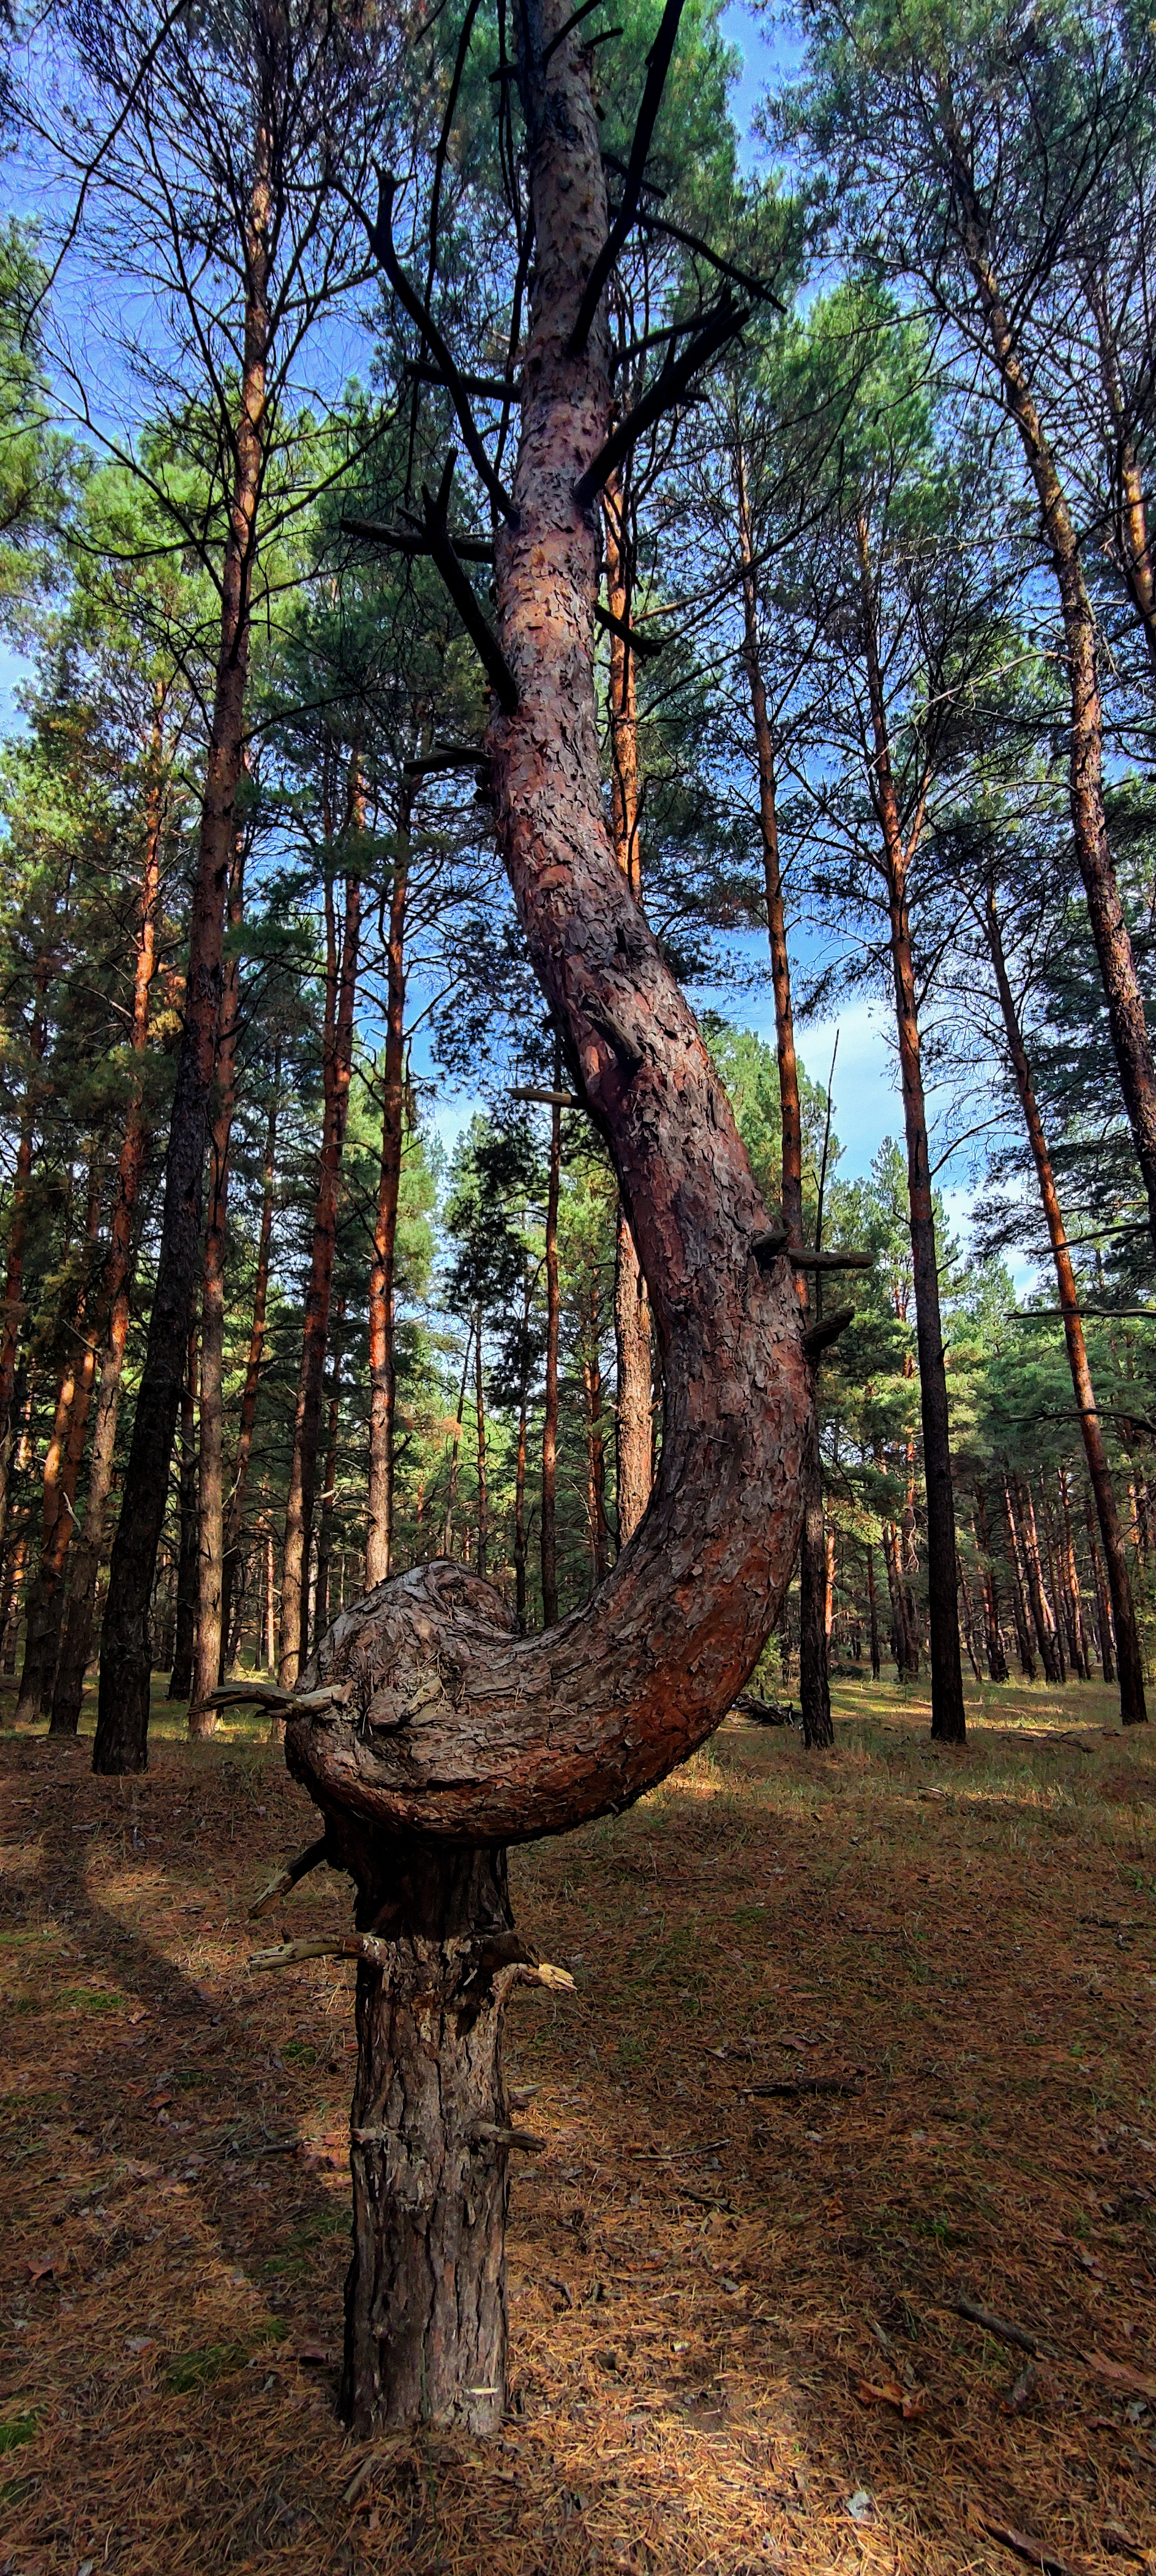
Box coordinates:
[953,2296,1058,2359]
[978,2512,1070,2575]
[748,2073,864,2098]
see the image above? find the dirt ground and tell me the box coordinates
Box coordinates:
[1,1674,1154,2576]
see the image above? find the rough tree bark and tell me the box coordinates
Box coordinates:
[50,727,163,1734]
[190,836,245,1734]
[937,110,1156,1253]
[856,515,965,1742]
[604,477,652,1544]
[93,129,271,1773]
[735,438,831,1748]
[313,1316,345,1647]
[168,1324,199,1701]
[366,788,411,1588]
[271,2,809,2438]
[980,888,1146,1721]
[280,841,362,1685]
[15,1153,104,1725]
[1015,1474,1064,1682]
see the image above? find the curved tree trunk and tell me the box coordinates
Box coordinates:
[277,4,809,2436]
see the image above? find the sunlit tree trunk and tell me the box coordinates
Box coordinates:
[0,966,48,1563]
[980,886,1145,1719]
[367,788,411,1586]
[94,127,271,1774]
[856,515,964,1742]
[541,1085,561,1625]
[220,1047,279,1664]
[313,1316,345,1647]
[604,477,652,1544]
[16,1152,104,1723]
[280,834,362,1684]
[190,836,245,1734]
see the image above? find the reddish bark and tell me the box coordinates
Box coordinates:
[280,9,809,2438]
[94,124,271,1774]
[856,515,965,1742]
[190,836,245,1734]
[220,1048,280,1664]
[604,477,652,1545]
[1016,1475,1064,1682]
[0,966,48,1559]
[280,840,362,1684]
[51,735,164,1734]
[16,1153,104,1724]
[168,1324,199,1701]
[939,112,1156,1249]
[366,792,411,1589]
[474,1312,489,1584]
[999,1473,1037,1681]
[313,1313,345,1648]
[865,1541,880,1680]
[980,888,1145,1720]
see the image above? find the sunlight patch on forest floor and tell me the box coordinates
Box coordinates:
[0,1682,1153,2575]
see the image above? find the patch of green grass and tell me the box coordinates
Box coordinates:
[0,2411,39,2456]
[282,2040,317,2065]
[59,1985,124,2014]
[165,2343,249,2393]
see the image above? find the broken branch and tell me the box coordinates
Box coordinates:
[422,470,519,714]
[574,298,748,507]
[801,1303,855,1360]
[568,0,688,354]
[631,204,784,307]
[510,1085,585,1107]
[594,597,666,657]
[541,0,612,62]
[364,174,514,520]
[748,2073,863,2097]
[340,512,494,564]
[249,1933,391,1974]
[790,1249,873,1271]
[953,2296,1058,2359]
[249,1835,329,1920]
[402,744,486,776]
[469,2122,546,2151]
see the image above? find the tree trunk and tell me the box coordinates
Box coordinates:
[0,968,48,1560]
[221,1049,280,1664]
[940,126,1156,1250]
[16,1152,104,1724]
[999,1473,1037,1680]
[866,1542,880,1680]
[264,1527,276,1672]
[514,1388,529,1629]
[367,791,411,1587]
[313,1317,344,1648]
[541,1081,561,1626]
[856,517,964,1742]
[980,886,1146,1719]
[474,1311,489,1584]
[168,1323,199,1701]
[93,134,271,1775]
[1015,1475,1063,1682]
[1085,1491,1116,1683]
[190,836,245,1734]
[584,1287,611,1584]
[958,1562,984,1683]
[283,7,810,2436]
[604,477,652,1545]
[51,729,163,1735]
[280,845,362,1684]
[737,436,832,1747]
[973,1487,1009,1682]
[1039,1488,1067,1682]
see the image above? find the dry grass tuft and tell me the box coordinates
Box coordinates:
[0,1674,1154,2575]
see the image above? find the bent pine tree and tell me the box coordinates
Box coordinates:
[257,0,810,2439]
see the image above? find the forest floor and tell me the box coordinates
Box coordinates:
[1,1673,1154,2576]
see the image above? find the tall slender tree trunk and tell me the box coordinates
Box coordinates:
[16,1152,104,1724]
[973,1486,1008,1682]
[1015,1475,1063,1682]
[856,518,964,1742]
[367,790,411,1587]
[541,1080,561,1627]
[1085,1492,1116,1683]
[0,968,48,1562]
[168,1323,200,1701]
[865,1541,880,1680]
[1058,1469,1090,1680]
[313,1316,345,1647]
[584,1289,611,1583]
[1083,267,1156,683]
[190,836,245,1734]
[220,1049,279,1662]
[280,837,362,1685]
[94,133,271,1775]
[737,438,832,1747]
[999,1473,1037,1680]
[980,887,1146,1720]
[604,477,652,1545]
[939,119,1156,1251]
[51,739,164,1735]
[475,1311,489,1583]
[440,1324,473,1558]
